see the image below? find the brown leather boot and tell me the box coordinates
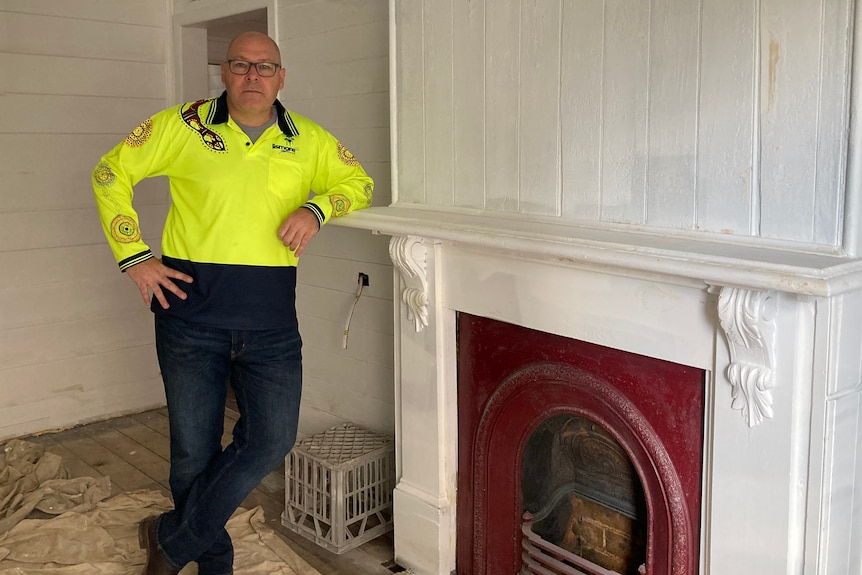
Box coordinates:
[138,516,179,575]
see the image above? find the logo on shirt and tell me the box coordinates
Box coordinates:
[330,194,351,217]
[336,141,360,166]
[180,100,226,153]
[110,215,141,243]
[272,144,296,154]
[125,119,153,148]
[93,164,115,186]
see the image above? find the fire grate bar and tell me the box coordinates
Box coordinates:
[520,516,627,575]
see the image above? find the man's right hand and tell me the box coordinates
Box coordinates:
[125,258,194,309]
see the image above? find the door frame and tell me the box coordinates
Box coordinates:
[170,0,277,104]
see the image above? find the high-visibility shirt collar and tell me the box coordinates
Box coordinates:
[209,90,300,138]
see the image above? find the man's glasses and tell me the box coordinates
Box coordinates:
[226,60,281,77]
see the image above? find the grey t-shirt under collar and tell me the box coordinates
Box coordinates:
[235,107,277,143]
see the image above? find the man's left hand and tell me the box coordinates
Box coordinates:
[277,207,320,257]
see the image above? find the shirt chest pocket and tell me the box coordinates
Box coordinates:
[268,157,309,202]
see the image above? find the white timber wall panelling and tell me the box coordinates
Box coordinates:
[807,292,862,574]
[827,292,862,574]
[394,0,426,204]
[485,2,520,212]
[181,26,209,102]
[602,0,650,224]
[759,0,819,241]
[520,0,561,217]
[561,0,602,221]
[394,0,854,248]
[815,1,854,247]
[696,0,755,235]
[452,0,484,210]
[276,0,395,437]
[645,0,699,229]
[0,1,171,440]
[422,0,454,208]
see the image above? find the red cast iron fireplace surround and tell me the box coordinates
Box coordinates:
[456,314,705,575]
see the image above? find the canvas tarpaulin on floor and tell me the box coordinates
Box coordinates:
[0,439,319,575]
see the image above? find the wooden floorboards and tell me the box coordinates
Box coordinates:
[21,407,400,575]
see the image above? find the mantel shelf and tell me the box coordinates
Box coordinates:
[331,206,862,297]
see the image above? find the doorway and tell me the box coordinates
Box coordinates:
[173,2,273,103]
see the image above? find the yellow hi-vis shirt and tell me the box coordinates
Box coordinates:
[92,93,373,329]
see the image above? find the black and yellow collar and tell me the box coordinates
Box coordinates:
[208,91,299,138]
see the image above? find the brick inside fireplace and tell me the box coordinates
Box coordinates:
[522,414,648,573]
[456,313,706,575]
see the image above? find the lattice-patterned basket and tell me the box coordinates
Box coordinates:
[281,423,395,554]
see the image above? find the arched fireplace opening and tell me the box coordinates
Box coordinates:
[522,414,647,575]
[456,313,704,575]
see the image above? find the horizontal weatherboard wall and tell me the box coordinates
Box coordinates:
[277,0,395,437]
[0,2,172,440]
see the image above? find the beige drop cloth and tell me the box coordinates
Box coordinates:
[0,439,112,537]
[0,440,319,575]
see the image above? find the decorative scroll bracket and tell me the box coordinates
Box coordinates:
[389,235,429,332]
[716,286,778,428]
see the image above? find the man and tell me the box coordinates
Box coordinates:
[92,32,373,575]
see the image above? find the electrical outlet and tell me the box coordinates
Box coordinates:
[358,272,370,287]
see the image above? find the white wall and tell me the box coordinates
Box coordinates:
[162,0,396,439]
[0,0,394,442]
[394,0,854,249]
[0,1,172,440]
[381,3,862,573]
[274,0,395,437]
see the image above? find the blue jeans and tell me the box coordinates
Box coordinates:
[152,315,302,575]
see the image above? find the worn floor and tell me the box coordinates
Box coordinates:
[20,406,400,575]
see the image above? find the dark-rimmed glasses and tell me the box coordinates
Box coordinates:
[226,60,281,77]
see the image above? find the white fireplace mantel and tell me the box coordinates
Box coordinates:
[334,206,862,575]
[336,206,862,297]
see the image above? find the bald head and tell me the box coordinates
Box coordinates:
[226,32,281,65]
[221,31,285,126]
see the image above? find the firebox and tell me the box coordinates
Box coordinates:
[521,414,648,574]
[457,313,706,575]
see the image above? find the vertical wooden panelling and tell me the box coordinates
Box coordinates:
[396,0,854,248]
[645,0,700,229]
[518,0,562,216]
[696,0,756,235]
[560,0,604,221]
[394,0,426,204]
[423,0,455,206]
[758,0,822,241]
[817,294,862,574]
[813,0,853,247]
[601,0,650,224]
[453,0,486,210]
[485,0,521,212]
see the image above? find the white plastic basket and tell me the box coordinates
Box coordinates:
[281,423,395,554]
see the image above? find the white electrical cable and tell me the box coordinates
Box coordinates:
[343,281,365,349]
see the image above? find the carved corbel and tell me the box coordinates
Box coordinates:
[389,235,429,332]
[716,287,778,427]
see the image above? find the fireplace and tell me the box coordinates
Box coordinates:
[457,313,705,575]
[520,413,648,575]
[334,206,862,575]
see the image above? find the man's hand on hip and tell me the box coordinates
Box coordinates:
[277,207,320,258]
[125,258,194,309]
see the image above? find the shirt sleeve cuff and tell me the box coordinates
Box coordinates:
[301,203,324,229]
[118,250,154,272]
